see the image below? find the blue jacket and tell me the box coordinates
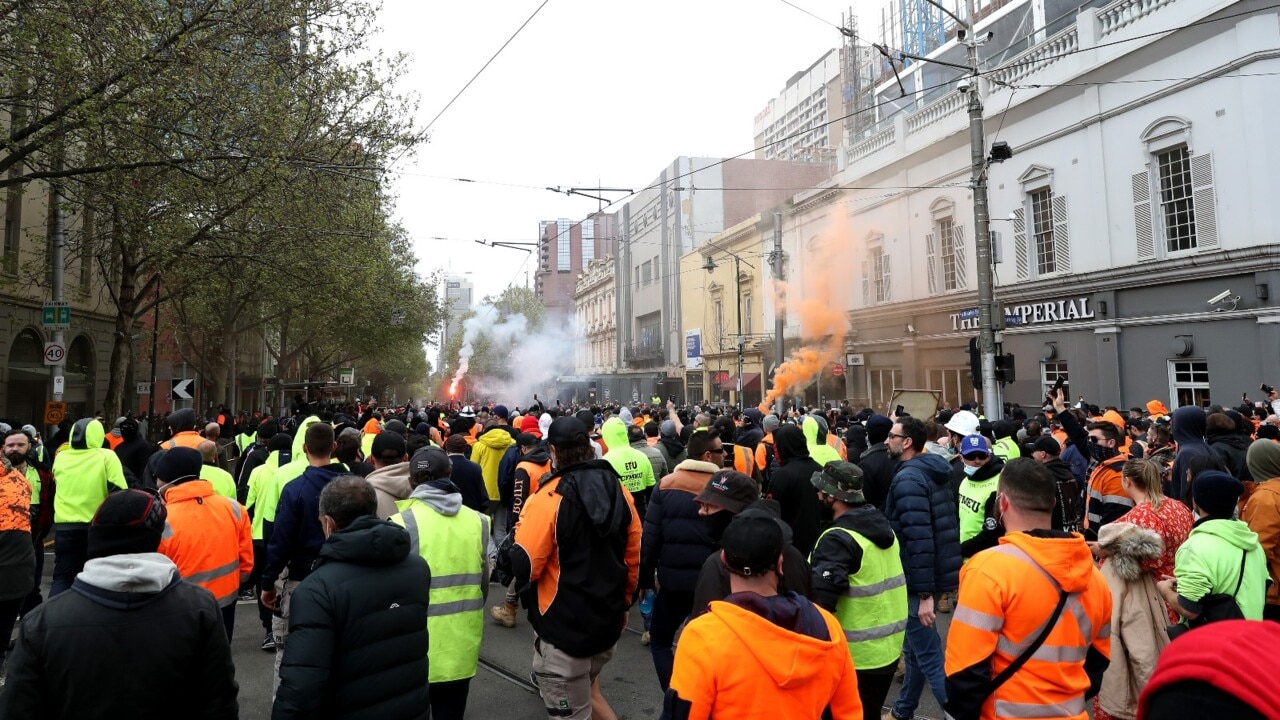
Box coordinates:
[264,463,345,585]
[884,452,961,595]
[640,460,719,592]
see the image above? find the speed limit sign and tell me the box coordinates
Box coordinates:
[42,342,65,366]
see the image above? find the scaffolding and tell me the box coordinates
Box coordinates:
[840,7,874,144]
[900,0,948,60]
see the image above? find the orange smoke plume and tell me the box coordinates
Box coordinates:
[759,215,854,412]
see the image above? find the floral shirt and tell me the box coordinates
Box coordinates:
[1118,498,1194,623]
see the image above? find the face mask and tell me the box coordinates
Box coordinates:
[963,464,980,476]
[703,510,735,543]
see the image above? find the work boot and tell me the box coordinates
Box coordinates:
[937,591,955,614]
[261,631,276,652]
[894,657,905,681]
[490,601,518,628]
[640,631,650,646]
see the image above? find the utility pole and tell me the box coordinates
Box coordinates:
[772,212,785,416]
[734,255,744,406]
[50,163,65,409]
[961,0,1002,421]
[148,295,159,422]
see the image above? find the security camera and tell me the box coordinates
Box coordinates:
[957,77,972,93]
[1207,290,1233,305]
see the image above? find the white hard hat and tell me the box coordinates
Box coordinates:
[944,410,980,436]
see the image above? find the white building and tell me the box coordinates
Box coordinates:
[438,274,473,373]
[753,50,846,164]
[777,0,1280,411]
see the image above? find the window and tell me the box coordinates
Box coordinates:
[714,299,725,349]
[939,219,958,291]
[743,294,753,336]
[873,247,890,303]
[557,220,571,271]
[1157,146,1196,253]
[582,220,594,264]
[866,368,902,412]
[641,260,652,286]
[1041,361,1068,397]
[1030,188,1056,275]
[1169,360,1210,408]
[927,368,978,411]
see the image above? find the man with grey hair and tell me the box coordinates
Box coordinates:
[273,476,432,718]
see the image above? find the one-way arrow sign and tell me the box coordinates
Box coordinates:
[171,378,195,400]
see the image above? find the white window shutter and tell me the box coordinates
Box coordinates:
[1051,194,1070,273]
[925,231,938,295]
[1132,170,1155,261]
[953,224,968,289]
[1191,152,1218,250]
[861,261,870,305]
[1013,207,1028,280]
[882,254,892,302]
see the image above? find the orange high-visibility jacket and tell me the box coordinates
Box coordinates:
[667,598,862,719]
[162,431,205,451]
[158,480,254,606]
[945,531,1112,720]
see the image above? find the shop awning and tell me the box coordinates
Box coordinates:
[721,373,761,391]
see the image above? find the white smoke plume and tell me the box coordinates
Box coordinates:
[448,306,577,403]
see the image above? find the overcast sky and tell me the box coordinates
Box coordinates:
[375,0,874,305]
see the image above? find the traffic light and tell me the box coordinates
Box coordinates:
[968,337,981,390]
[995,353,1016,384]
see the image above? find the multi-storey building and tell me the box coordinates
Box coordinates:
[613,157,834,403]
[535,213,614,318]
[754,49,847,165]
[781,0,1280,412]
[566,257,617,403]
[438,274,474,374]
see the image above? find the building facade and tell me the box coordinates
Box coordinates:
[535,212,614,318]
[565,257,618,402]
[786,0,1280,413]
[438,274,474,373]
[613,157,834,404]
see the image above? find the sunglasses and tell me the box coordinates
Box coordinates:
[963,453,990,461]
[708,447,726,455]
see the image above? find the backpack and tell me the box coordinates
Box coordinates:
[1167,549,1248,639]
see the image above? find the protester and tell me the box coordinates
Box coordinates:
[765,424,824,556]
[856,414,896,512]
[956,434,1005,559]
[663,512,862,719]
[509,416,642,720]
[389,447,489,719]
[1241,439,1280,622]
[641,429,720,690]
[155,447,254,640]
[273,477,431,720]
[366,432,411,518]
[49,418,128,595]
[443,434,488,514]
[1053,391,1130,540]
[0,489,238,718]
[1095,522,1170,720]
[690,472,810,617]
[490,433,551,629]
[1137,619,1280,719]
[113,417,157,482]
[244,432,294,651]
[603,417,657,520]
[1158,471,1268,628]
[883,416,960,720]
[0,452,34,668]
[1030,435,1081,532]
[5,429,52,615]
[803,415,842,467]
[1168,406,1210,503]
[809,462,906,720]
[198,440,238,500]
[945,458,1112,720]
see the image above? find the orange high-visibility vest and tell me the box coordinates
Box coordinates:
[158,480,254,607]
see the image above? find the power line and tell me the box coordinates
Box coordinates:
[776,0,843,32]
[422,0,552,135]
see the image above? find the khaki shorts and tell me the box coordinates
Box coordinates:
[531,636,614,719]
[271,575,300,697]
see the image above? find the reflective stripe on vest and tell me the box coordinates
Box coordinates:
[391,500,487,683]
[981,544,1109,706]
[822,525,908,671]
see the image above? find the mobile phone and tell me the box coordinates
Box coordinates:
[1262,383,1275,394]
[895,405,905,416]
[1052,375,1066,396]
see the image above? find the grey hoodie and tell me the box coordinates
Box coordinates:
[368,461,413,519]
[77,552,180,599]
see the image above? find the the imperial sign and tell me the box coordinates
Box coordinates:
[950,296,1096,331]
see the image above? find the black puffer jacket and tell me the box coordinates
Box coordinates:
[0,553,237,719]
[764,425,825,556]
[641,460,718,592]
[884,453,961,595]
[1209,433,1252,483]
[273,515,431,720]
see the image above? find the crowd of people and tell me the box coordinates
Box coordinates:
[0,386,1279,719]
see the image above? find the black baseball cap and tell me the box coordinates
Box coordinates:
[409,446,451,482]
[695,470,758,513]
[720,511,784,577]
[547,416,589,450]
[370,432,407,462]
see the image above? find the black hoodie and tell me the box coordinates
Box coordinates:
[690,500,812,619]
[809,504,898,614]
[764,425,825,556]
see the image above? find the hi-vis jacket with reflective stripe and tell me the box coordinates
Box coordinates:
[391,486,489,683]
[945,530,1112,720]
[158,480,254,607]
[1085,456,1132,542]
[816,523,908,671]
